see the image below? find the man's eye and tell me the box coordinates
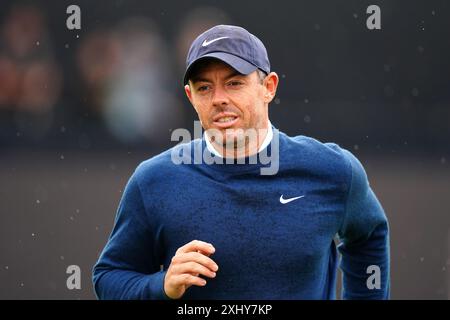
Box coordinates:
[197,85,210,92]
[227,81,243,87]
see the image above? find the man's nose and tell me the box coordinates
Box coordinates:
[211,86,229,107]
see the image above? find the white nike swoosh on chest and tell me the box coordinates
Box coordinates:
[279,195,305,204]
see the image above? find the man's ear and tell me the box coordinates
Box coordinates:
[263,72,279,103]
[184,84,193,103]
[185,83,200,114]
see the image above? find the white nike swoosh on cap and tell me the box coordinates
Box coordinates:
[202,36,229,47]
[279,195,305,204]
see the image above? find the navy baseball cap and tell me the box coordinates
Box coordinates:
[184,25,270,85]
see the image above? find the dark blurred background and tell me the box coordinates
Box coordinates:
[0,0,449,299]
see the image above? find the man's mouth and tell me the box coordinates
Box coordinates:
[212,113,239,128]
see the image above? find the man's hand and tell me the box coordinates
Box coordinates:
[164,240,219,299]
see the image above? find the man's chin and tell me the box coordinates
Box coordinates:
[221,132,250,150]
[205,124,259,148]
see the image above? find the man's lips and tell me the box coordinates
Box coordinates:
[212,113,239,129]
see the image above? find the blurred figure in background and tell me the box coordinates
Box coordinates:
[77,17,184,145]
[0,5,62,139]
[76,29,120,117]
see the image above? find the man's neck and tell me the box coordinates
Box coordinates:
[205,120,273,159]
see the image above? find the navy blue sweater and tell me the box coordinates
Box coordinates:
[93,128,390,299]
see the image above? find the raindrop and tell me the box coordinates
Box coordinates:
[353,13,358,19]
[5,266,9,270]
[420,257,424,262]
[411,88,419,97]
[417,46,424,54]
[76,209,80,213]
[69,216,74,221]
[36,41,40,46]
[314,24,321,31]
[304,98,309,104]
[304,115,311,123]
[36,199,40,204]
[31,233,36,237]
[60,256,64,260]
[440,157,446,164]
[20,283,24,287]
[65,44,69,49]
[95,226,99,231]
[383,64,390,72]
[281,74,286,79]
[443,266,446,271]
[76,34,79,38]
[60,126,66,133]
[274,98,280,105]
[16,132,21,137]
[354,145,359,151]
[431,10,435,15]
[60,155,65,160]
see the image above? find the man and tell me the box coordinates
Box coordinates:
[93,25,390,299]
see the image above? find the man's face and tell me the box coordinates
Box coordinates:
[185,60,277,149]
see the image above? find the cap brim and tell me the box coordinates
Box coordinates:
[184,52,258,85]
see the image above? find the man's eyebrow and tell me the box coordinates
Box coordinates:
[223,71,243,80]
[191,71,243,84]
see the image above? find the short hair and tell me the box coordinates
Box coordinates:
[257,69,267,84]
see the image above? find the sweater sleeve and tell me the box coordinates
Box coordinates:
[337,149,390,299]
[92,171,169,300]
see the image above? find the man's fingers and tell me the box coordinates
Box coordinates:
[197,249,213,257]
[174,262,217,279]
[176,240,215,255]
[165,241,218,299]
[172,252,219,272]
[173,274,207,287]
